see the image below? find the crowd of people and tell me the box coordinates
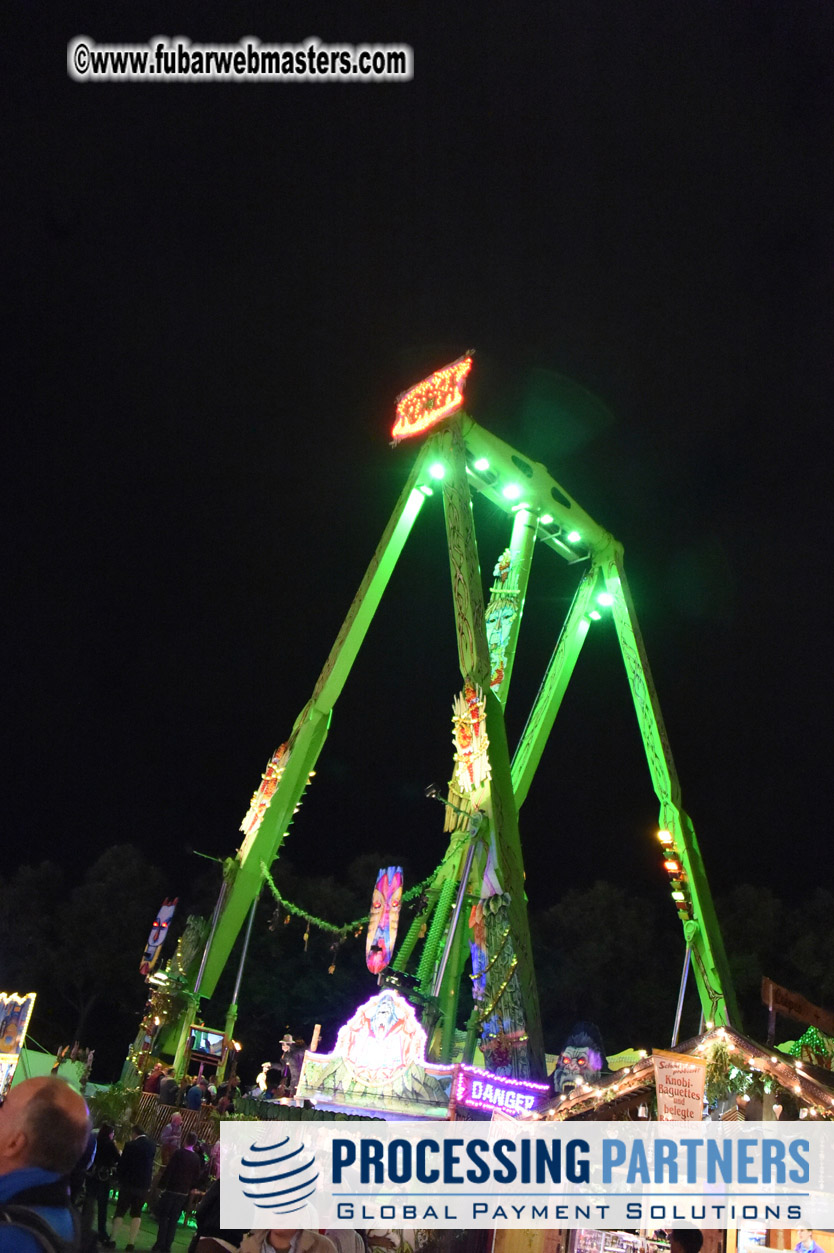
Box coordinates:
[141,1067,241,1116]
[0,1077,371,1253]
[1,1076,750,1253]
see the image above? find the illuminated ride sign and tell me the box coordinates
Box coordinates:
[391,353,474,443]
[295,989,455,1118]
[454,1063,549,1116]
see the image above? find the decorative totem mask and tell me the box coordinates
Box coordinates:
[365,866,403,974]
[140,897,178,976]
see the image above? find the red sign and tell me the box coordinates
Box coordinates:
[392,354,474,442]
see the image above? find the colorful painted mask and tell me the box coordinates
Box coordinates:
[140,897,178,976]
[366,866,403,974]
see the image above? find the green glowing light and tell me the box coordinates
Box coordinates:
[428,462,446,480]
[567,530,581,543]
[540,514,553,525]
[589,610,602,621]
[597,592,615,607]
[473,457,490,472]
[502,483,522,501]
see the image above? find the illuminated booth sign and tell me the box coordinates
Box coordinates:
[455,1063,549,1116]
[0,992,36,1097]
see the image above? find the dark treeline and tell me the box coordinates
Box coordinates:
[2,845,830,1082]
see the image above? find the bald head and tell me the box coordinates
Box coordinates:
[0,1077,91,1176]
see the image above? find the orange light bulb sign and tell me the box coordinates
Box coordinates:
[392,353,474,442]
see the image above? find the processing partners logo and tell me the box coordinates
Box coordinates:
[238,1134,320,1217]
[221,1121,834,1230]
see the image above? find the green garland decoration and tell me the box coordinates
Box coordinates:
[703,1038,815,1108]
[783,1026,834,1066]
[260,860,439,941]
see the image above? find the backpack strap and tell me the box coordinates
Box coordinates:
[5,1179,72,1208]
[0,1203,70,1253]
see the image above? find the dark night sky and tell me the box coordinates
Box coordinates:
[6,1,834,945]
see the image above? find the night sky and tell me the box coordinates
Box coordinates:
[7,1,833,951]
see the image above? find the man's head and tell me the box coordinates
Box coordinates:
[184,1131,197,1148]
[266,1233,301,1249]
[0,1077,91,1177]
[798,1232,814,1247]
[669,1231,704,1253]
[131,1124,145,1138]
[171,1112,183,1127]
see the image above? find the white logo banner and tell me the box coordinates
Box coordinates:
[220,1120,834,1230]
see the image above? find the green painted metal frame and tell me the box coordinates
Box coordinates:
[183,409,737,1072]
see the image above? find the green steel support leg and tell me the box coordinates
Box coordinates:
[601,548,739,1028]
[439,894,474,1062]
[198,446,433,998]
[172,992,199,1080]
[462,1005,480,1065]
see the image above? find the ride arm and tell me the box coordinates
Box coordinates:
[435,417,545,1075]
[198,443,433,997]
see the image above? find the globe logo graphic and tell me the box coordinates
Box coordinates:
[238,1136,320,1215]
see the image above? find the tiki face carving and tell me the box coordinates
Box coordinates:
[140,898,178,975]
[366,866,403,974]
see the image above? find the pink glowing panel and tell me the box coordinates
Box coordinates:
[455,1063,549,1116]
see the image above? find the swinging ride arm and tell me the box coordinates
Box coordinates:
[198,443,435,997]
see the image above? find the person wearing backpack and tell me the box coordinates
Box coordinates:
[0,1075,92,1253]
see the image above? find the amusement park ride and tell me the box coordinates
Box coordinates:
[140,354,738,1090]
